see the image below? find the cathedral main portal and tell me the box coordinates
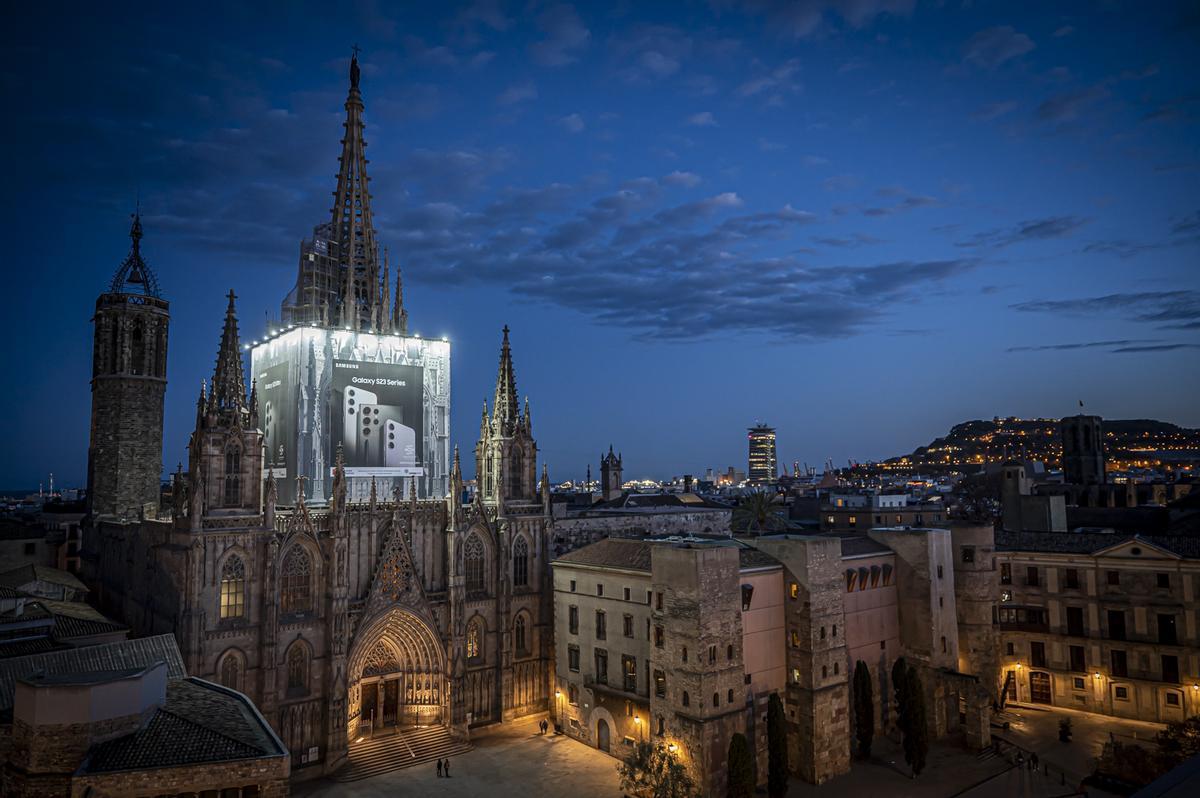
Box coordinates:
[347,606,448,739]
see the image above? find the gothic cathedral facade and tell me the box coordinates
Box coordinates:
[84,54,555,779]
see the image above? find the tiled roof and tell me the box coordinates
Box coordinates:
[995,530,1200,559]
[839,535,894,558]
[554,537,780,573]
[556,538,653,572]
[0,565,87,592]
[83,678,286,772]
[0,637,59,660]
[0,633,185,710]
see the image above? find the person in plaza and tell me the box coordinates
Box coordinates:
[1031,752,1039,772]
[437,758,443,777]
[444,757,451,777]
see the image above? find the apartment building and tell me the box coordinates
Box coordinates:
[995,530,1200,723]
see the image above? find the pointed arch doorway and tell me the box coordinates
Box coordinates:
[346,606,448,740]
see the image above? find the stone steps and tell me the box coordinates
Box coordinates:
[335,725,473,782]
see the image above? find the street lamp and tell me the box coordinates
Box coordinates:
[634,714,642,742]
[554,688,562,731]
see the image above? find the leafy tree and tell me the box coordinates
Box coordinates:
[853,660,875,758]
[727,732,754,798]
[1097,740,1162,787]
[901,665,929,778]
[733,491,788,535]
[1156,714,1200,768]
[617,741,697,798]
[767,692,788,797]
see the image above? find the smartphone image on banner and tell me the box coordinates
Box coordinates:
[343,386,378,458]
[385,418,417,468]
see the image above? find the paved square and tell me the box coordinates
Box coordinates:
[294,718,624,797]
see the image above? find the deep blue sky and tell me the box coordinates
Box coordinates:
[3,1,1198,489]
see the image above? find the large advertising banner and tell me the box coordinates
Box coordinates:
[331,359,424,477]
[250,328,450,505]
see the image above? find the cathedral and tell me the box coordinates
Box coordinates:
[84,54,554,779]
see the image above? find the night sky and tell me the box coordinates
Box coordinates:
[4,1,1199,490]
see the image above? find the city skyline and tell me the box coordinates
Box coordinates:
[5,1,1200,488]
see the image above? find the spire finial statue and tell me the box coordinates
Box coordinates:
[350,44,362,89]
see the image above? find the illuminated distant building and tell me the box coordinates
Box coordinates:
[748,423,777,485]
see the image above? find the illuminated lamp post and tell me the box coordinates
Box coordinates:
[554,688,562,732]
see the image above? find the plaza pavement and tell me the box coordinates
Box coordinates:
[294,716,624,797]
[295,703,1168,797]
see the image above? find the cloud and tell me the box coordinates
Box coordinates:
[1053,25,1074,38]
[813,233,882,248]
[822,173,859,192]
[390,148,511,202]
[958,216,1091,249]
[736,58,801,100]
[971,100,1018,121]
[1011,290,1200,331]
[1006,339,1161,352]
[686,111,717,126]
[496,81,538,105]
[738,0,915,39]
[661,170,701,187]
[609,24,695,83]
[862,186,937,216]
[802,154,828,166]
[403,35,459,68]
[529,5,590,66]
[1172,211,1200,235]
[1035,85,1110,123]
[963,26,1035,70]
[559,113,585,133]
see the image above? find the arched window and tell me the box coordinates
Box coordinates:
[286,643,309,695]
[219,555,246,620]
[514,613,528,655]
[467,617,484,663]
[130,323,145,376]
[681,646,688,663]
[484,452,494,497]
[224,447,242,506]
[509,448,523,497]
[219,651,243,691]
[728,688,734,704]
[727,643,734,661]
[280,547,313,616]
[513,535,529,588]
[713,692,719,707]
[464,534,485,593]
[682,691,690,707]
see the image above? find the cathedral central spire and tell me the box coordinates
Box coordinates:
[211,290,247,411]
[281,47,407,332]
[492,325,518,430]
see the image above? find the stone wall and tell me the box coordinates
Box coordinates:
[750,536,851,785]
[552,510,731,557]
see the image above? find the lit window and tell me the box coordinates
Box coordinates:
[219,555,246,620]
[467,617,484,662]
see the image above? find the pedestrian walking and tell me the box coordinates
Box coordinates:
[437,758,443,777]
[1031,753,1039,772]
[444,758,451,778]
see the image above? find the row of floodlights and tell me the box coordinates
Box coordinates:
[243,322,450,350]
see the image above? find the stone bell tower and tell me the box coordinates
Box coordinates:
[87,214,169,519]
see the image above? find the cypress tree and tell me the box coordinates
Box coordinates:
[853,660,874,758]
[727,732,754,798]
[767,692,788,797]
[902,665,929,777]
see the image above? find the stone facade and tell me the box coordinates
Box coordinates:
[87,215,168,521]
[85,312,558,780]
[995,531,1200,724]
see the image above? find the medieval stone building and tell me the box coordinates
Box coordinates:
[83,54,558,781]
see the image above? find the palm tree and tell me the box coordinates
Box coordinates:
[733,490,788,535]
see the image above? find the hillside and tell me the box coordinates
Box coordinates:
[884,417,1200,472]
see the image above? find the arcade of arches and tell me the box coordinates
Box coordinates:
[347,607,447,738]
